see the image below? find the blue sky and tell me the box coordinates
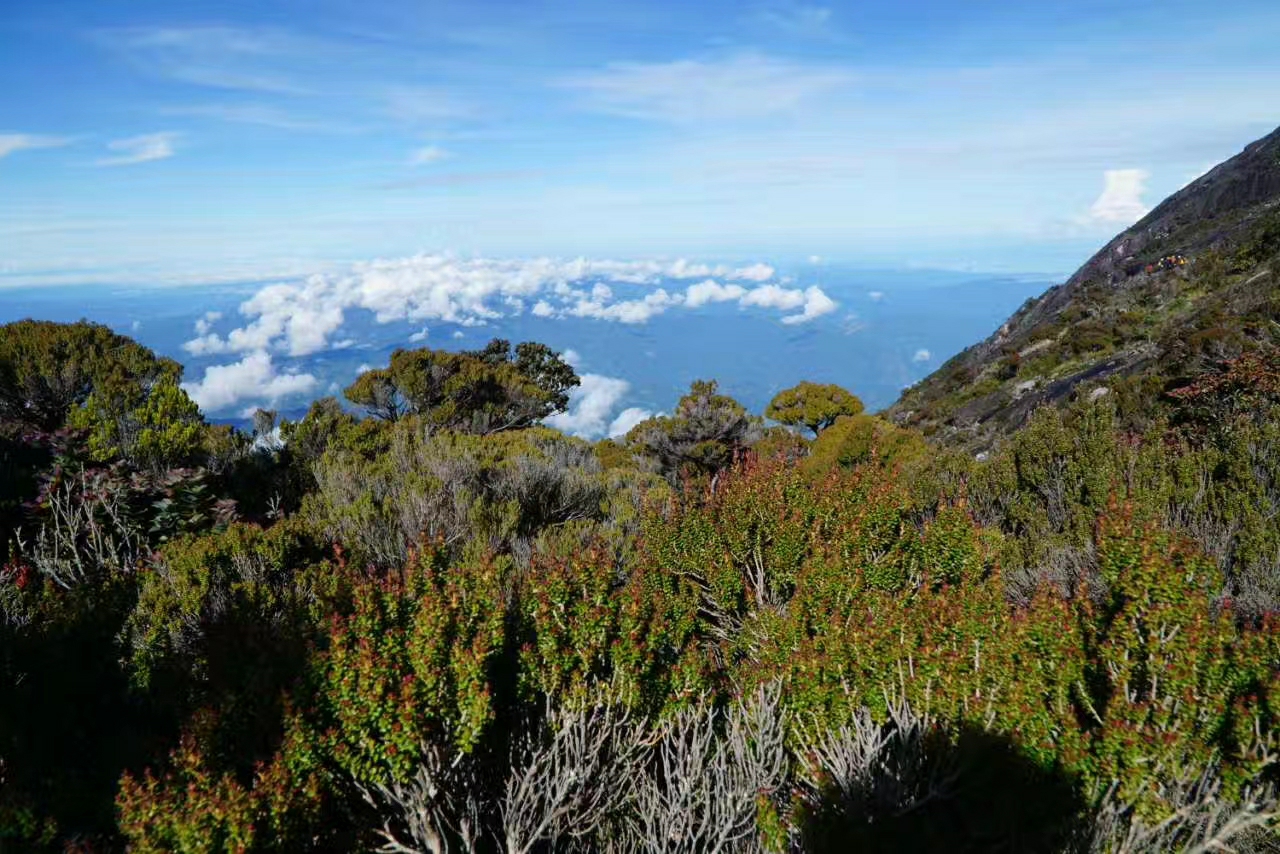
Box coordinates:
[2,0,1279,286]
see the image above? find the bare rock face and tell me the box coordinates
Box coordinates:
[888,124,1280,452]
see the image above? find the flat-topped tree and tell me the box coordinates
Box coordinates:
[343,338,579,433]
[765,381,863,437]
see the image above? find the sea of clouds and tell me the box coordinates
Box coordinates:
[178,254,838,436]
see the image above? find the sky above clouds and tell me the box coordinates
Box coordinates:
[1,0,1278,286]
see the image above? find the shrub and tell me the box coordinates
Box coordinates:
[304,423,644,568]
[116,711,326,854]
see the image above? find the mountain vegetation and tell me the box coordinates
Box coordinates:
[3,126,1280,852]
[890,125,1280,453]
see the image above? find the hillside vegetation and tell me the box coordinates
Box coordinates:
[890,125,1280,452]
[3,127,1280,853]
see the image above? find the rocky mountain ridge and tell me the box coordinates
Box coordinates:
[889,124,1280,451]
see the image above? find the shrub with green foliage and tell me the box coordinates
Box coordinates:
[305,421,662,568]
[640,454,1280,827]
[765,381,864,437]
[0,320,183,432]
[343,338,578,433]
[626,379,762,485]
[116,711,326,854]
[69,374,206,473]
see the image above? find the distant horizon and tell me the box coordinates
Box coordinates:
[0,263,1055,434]
[0,249,1079,293]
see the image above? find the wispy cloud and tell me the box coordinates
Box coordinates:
[754,4,839,39]
[0,133,71,159]
[559,53,851,123]
[96,26,316,94]
[95,132,179,167]
[163,103,345,132]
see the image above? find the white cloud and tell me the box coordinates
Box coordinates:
[182,254,829,356]
[560,53,850,123]
[410,145,450,165]
[740,283,805,311]
[868,291,884,301]
[543,373,633,439]
[530,349,647,439]
[409,326,430,342]
[785,286,837,324]
[608,407,653,438]
[96,132,179,166]
[567,288,682,324]
[1088,168,1150,225]
[732,262,775,281]
[739,283,836,323]
[181,350,318,413]
[913,348,931,362]
[193,310,222,335]
[0,133,69,159]
[684,279,746,308]
[184,277,347,356]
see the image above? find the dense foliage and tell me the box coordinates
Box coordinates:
[343,339,578,433]
[2,320,1279,852]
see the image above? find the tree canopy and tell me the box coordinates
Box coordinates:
[0,319,185,433]
[0,319,205,473]
[626,379,761,482]
[343,339,578,433]
[765,381,863,436]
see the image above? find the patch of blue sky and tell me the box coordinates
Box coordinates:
[1,0,1278,284]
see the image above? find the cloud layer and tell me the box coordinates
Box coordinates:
[184,254,836,358]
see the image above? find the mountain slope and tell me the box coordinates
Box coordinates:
[889,125,1280,451]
